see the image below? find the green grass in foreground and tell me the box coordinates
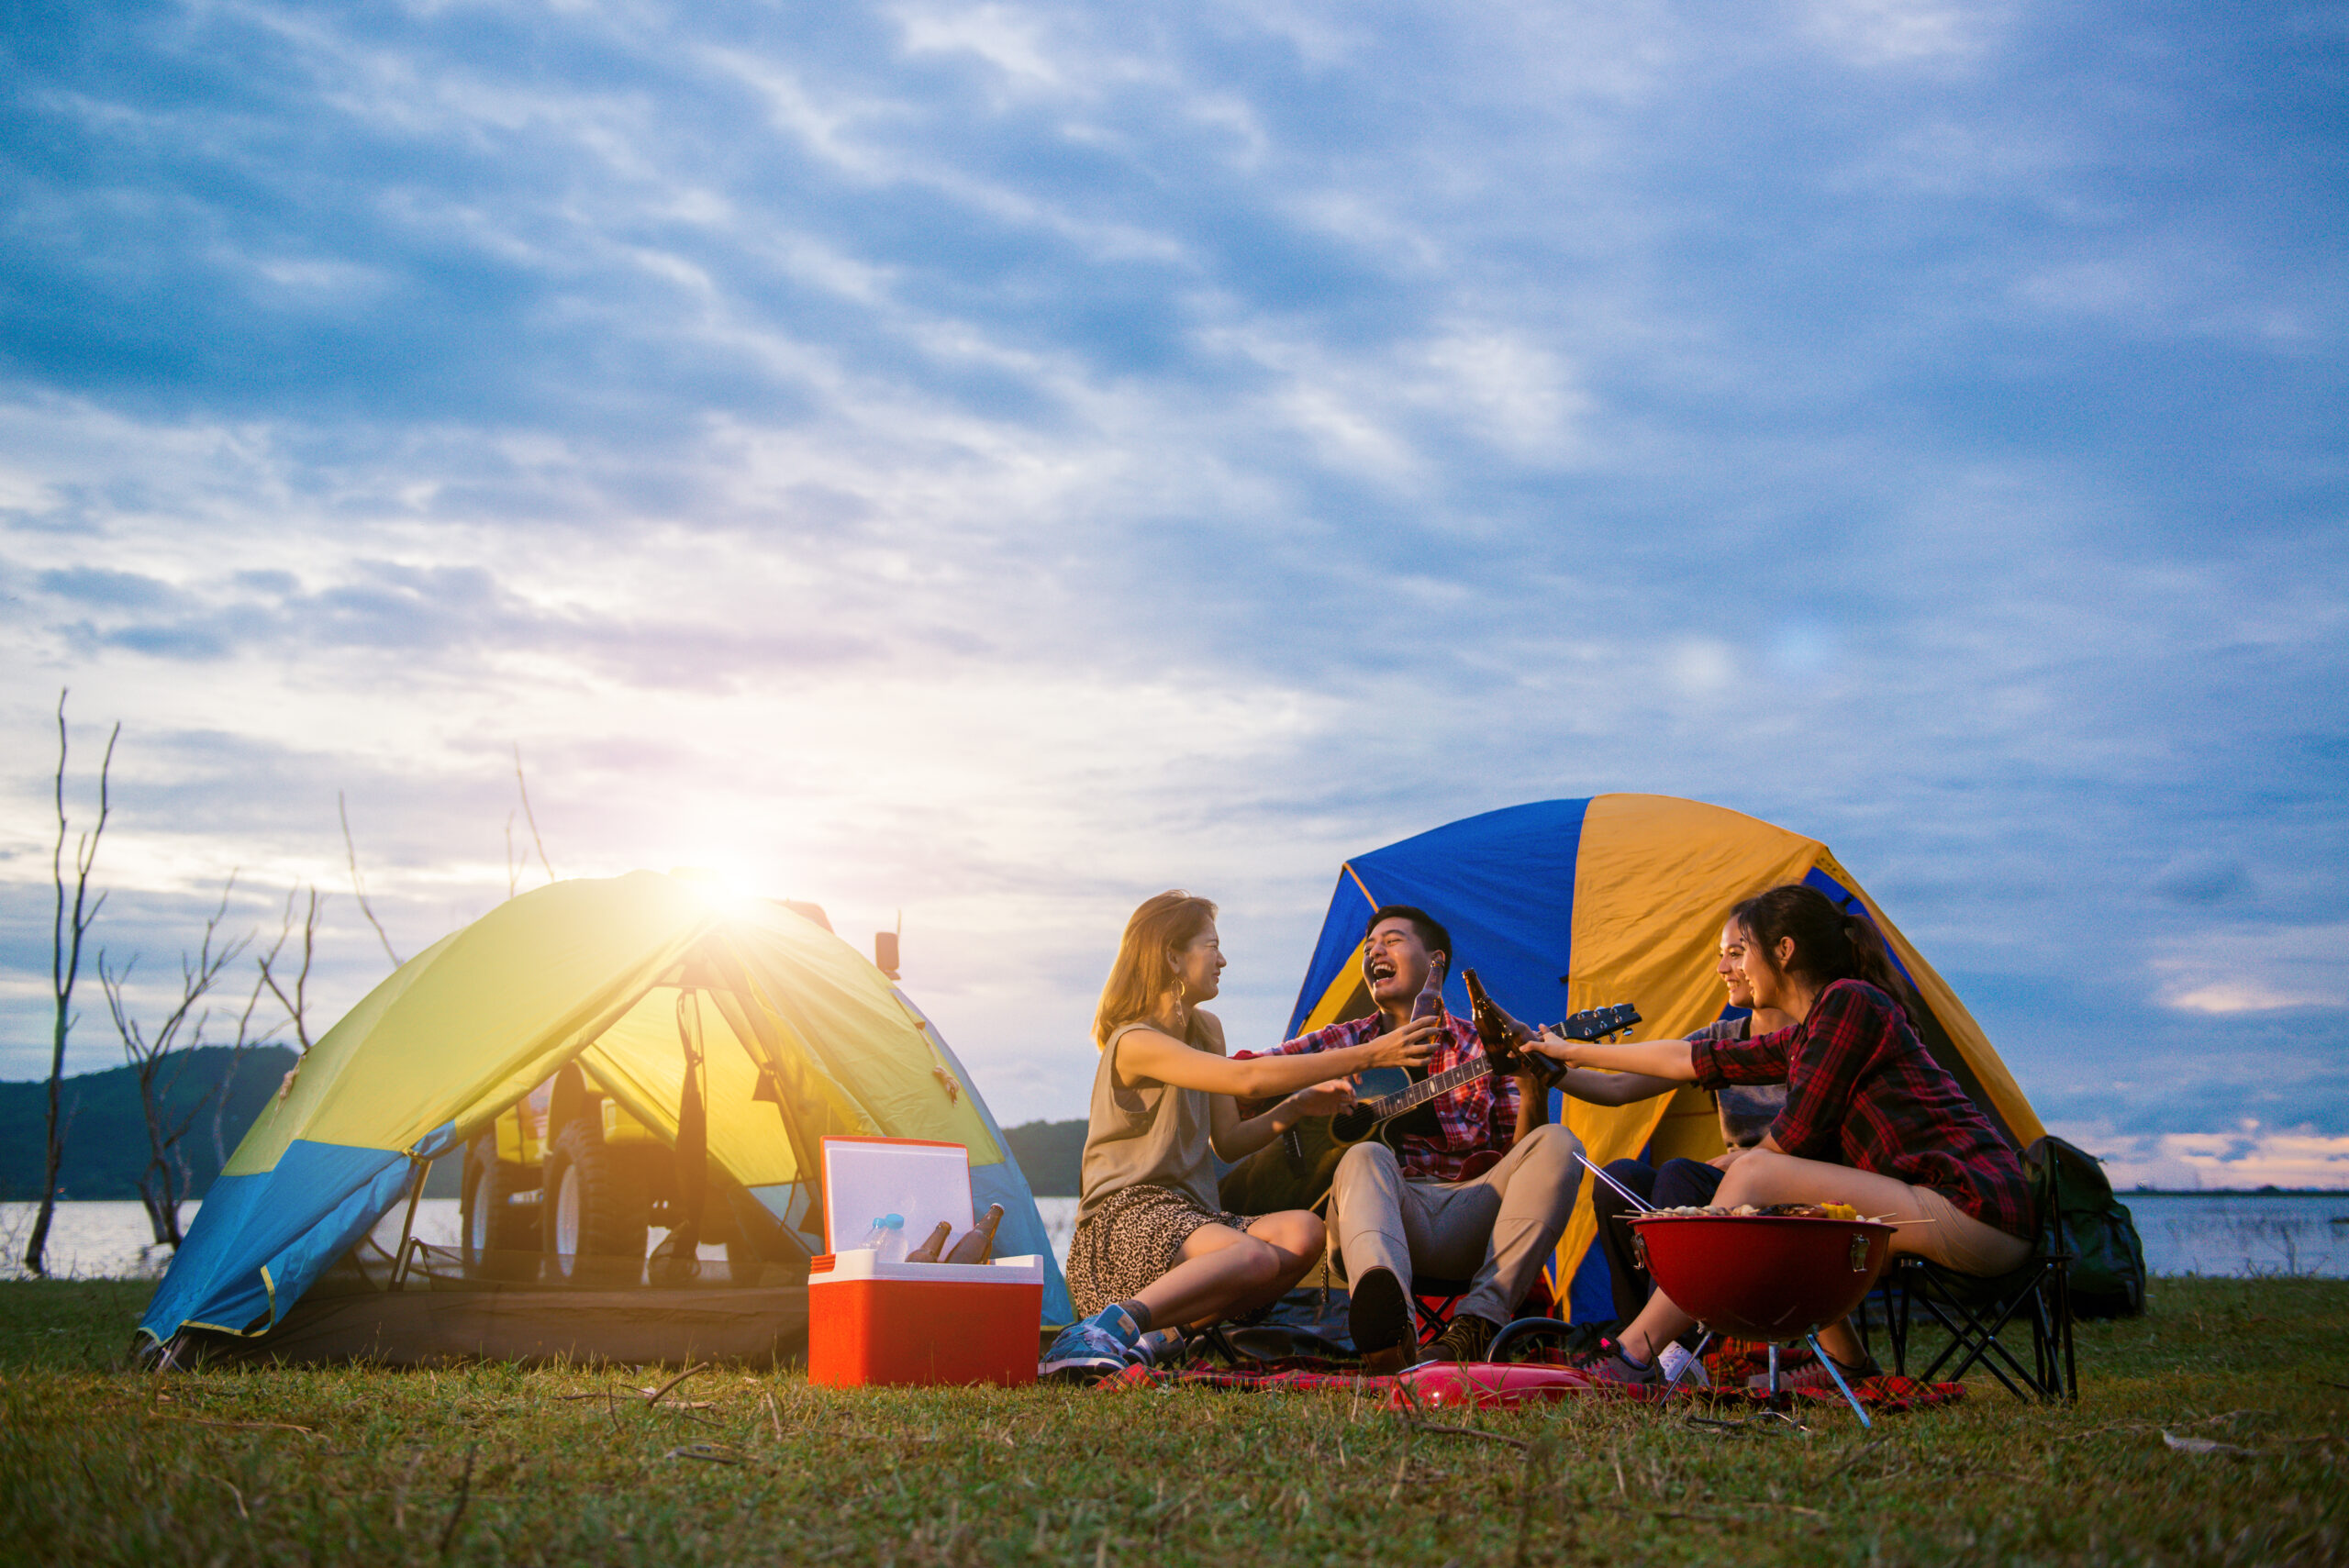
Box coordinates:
[1,1277,2343,1566]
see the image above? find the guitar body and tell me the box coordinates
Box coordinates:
[1216,1116,1350,1217]
[1325,1066,1413,1145]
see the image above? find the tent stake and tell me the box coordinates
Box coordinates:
[387,1155,428,1290]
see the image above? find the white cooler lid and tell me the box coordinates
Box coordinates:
[820,1137,973,1253]
[812,1250,1045,1284]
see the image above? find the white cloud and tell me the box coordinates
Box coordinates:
[2152,925,2347,1017]
[893,4,1071,94]
[1799,0,2005,68]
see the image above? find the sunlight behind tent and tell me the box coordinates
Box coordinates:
[667,862,769,916]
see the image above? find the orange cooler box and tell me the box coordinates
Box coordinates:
[807,1249,1045,1387]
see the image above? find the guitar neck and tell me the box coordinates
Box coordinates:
[1366,1056,1490,1118]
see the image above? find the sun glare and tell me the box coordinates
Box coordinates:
[668,858,773,915]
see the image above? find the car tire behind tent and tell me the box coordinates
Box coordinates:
[542,1118,651,1284]
[460,1134,540,1280]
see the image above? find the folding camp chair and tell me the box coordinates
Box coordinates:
[1885,1241,2076,1402]
[1409,1275,1479,1346]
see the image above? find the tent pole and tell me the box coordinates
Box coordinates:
[386,1155,428,1290]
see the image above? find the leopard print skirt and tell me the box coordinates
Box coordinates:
[1065,1183,1257,1318]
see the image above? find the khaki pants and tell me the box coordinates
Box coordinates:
[1329,1123,1583,1325]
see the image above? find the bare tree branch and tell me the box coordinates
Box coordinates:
[513,742,555,883]
[211,952,285,1168]
[258,885,322,1057]
[505,812,519,901]
[27,690,117,1278]
[103,874,249,1247]
[339,790,402,968]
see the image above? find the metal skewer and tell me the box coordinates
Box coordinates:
[1575,1148,1653,1213]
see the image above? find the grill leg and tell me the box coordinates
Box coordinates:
[1808,1331,1872,1429]
[1660,1330,1713,1398]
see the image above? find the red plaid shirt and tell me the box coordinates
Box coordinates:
[1267,1009,1521,1183]
[1691,979,2033,1240]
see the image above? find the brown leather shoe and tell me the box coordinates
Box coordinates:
[1425,1313,1501,1363]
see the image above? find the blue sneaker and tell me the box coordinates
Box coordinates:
[1039,1305,1147,1384]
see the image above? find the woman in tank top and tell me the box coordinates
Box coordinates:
[1041,890,1440,1382]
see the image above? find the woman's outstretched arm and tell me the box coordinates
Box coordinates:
[1532,1032,1701,1082]
[1119,1014,1439,1099]
[1208,1078,1355,1162]
[1552,1065,1685,1105]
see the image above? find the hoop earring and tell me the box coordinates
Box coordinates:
[1174,977,1188,1006]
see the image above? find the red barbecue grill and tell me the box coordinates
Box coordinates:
[1626,1211,1896,1426]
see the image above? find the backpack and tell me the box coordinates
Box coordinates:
[2023,1134,2147,1318]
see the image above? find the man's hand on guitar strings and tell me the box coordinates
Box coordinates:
[1286,1078,1357,1118]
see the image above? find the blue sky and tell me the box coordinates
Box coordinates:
[3,0,2343,1186]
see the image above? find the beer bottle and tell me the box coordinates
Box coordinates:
[943,1204,1007,1265]
[904,1220,954,1263]
[1462,967,1528,1073]
[1411,951,1449,1025]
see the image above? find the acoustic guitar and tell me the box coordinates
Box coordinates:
[1215,999,1641,1217]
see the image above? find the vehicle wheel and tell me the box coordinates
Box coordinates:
[460,1134,539,1278]
[541,1118,650,1283]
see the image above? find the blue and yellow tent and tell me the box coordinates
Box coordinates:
[140,871,1071,1351]
[1286,795,2043,1319]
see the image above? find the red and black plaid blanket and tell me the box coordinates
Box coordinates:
[1097,1346,1963,1413]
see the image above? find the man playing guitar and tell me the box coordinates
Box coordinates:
[1258,905,1585,1370]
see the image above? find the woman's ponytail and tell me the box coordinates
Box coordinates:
[1730,884,1921,1023]
[1840,911,1922,1023]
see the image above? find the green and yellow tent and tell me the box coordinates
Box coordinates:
[140,871,1071,1354]
[1285,795,2043,1320]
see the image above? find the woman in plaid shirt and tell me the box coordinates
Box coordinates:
[1540,884,2034,1390]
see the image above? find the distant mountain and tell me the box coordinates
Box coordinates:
[2,1054,1092,1205]
[1000,1118,1085,1197]
[0,1045,298,1202]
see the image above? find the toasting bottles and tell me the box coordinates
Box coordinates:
[1462,966,1534,1076]
[904,1220,954,1263]
[942,1204,1007,1264]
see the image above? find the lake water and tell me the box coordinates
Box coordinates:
[0,1195,1091,1284]
[5,1192,2339,1284]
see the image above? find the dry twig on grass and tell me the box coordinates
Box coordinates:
[644,1362,708,1407]
[1384,1372,1531,1448]
[665,1442,751,1466]
[1512,1437,1553,1568]
[437,1441,478,1558]
[162,1416,319,1439]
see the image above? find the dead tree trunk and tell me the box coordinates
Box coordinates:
[25,692,116,1279]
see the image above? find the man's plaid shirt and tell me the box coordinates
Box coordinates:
[1265,1009,1521,1183]
[1692,978,2033,1239]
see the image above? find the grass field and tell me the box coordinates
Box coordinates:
[2,1276,2343,1566]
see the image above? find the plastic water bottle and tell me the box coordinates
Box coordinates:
[858,1214,906,1262]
